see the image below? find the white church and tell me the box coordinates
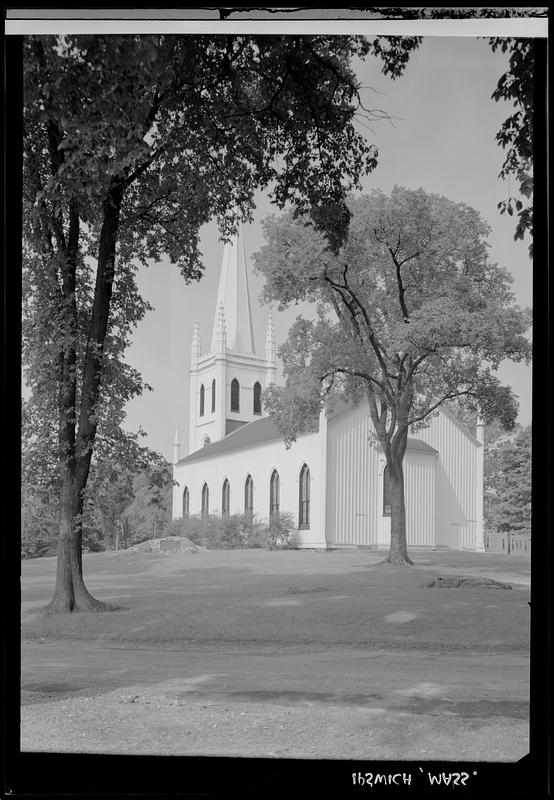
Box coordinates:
[172,227,485,552]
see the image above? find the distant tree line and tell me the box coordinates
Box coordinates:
[484,424,532,537]
[22,459,173,559]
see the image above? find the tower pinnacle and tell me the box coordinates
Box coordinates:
[265,313,276,363]
[215,304,227,350]
[173,428,181,464]
[191,320,201,364]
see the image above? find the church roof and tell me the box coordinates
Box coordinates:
[178,412,437,465]
[178,416,283,464]
[403,438,438,454]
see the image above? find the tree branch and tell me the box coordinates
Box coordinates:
[320,367,386,391]
[407,387,477,427]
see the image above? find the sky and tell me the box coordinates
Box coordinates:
[122,36,533,461]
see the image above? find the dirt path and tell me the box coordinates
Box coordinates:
[21,641,529,760]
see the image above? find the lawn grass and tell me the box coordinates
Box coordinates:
[21,549,530,653]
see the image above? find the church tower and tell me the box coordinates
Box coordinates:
[188,223,277,454]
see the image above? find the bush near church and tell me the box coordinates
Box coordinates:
[168,512,297,550]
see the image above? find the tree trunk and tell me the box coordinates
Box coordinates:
[121,518,129,550]
[46,469,106,613]
[386,455,413,565]
[48,180,124,613]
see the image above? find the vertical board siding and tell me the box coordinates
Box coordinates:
[327,404,440,548]
[327,405,378,545]
[404,453,436,546]
[327,405,437,547]
[411,410,480,549]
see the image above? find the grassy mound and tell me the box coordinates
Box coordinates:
[425,575,512,590]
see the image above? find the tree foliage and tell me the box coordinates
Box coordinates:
[373,7,537,254]
[485,425,532,535]
[255,187,531,563]
[121,463,174,546]
[490,38,534,256]
[22,458,174,558]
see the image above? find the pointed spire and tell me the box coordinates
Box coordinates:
[215,304,227,353]
[265,312,276,364]
[191,320,201,365]
[173,428,181,464]
[210,221,255,354]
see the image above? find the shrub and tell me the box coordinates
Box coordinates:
[220,514,246,548]
[176,513,249,549]
[175,513,289,550]
[163,518,187,539]
[180,515,217,546]
[266,512,297,550]
[21,491,59,559]
[245,523,270,549]
[168,512,299,551]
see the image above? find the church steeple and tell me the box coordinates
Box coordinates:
[187,219,277,455]
[209,222,255,354]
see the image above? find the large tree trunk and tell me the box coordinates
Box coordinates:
[364,386,414,565]
[48,181,124,613]
[384,419,413,565]
[386,456,413,565]
[46,468,105,612]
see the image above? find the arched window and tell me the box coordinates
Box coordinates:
[383,465,392,516]
[211,378,216,413]
[270,469,280,519]
[182,487,189,520]
[201,483,209,518]
[199,384,205,417]
[222,479,230,517]
[253,381,262,415]
[298,464,310,529]
[231,378,240,412]
[244,474,253,517]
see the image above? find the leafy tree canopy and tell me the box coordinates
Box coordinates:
[371,8,537,254]
[255,187,531,563]
[485,425,532,535]
[256,187,531,445]
[24,34,421,262]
